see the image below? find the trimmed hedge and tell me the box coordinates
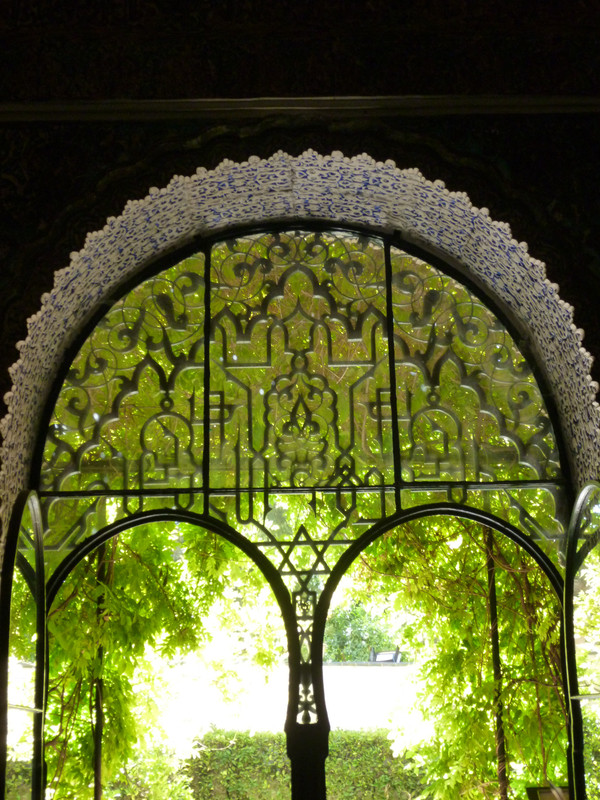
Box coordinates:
[6,761,31,800]
[187,729,428,799]
[328,731,426,799]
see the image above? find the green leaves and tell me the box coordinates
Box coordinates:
[345,517,568,797]
[187,728,428,800]
[44,522,269,799]
[323,603,405,663]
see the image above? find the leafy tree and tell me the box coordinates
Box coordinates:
[43,521,268,799]
[323,603,405,662]
[345,515,568,799]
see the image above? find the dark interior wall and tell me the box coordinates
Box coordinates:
[2,1,600,99]
[1,2,600,436]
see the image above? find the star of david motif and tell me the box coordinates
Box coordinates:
[276,524,331,580]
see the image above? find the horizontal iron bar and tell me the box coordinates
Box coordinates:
[570,694,600,701]
[7,705,43,714]
[37,479,567,499]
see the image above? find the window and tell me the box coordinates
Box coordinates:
[1,152,596,799]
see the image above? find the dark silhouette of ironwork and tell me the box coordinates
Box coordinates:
[9,227,574,799]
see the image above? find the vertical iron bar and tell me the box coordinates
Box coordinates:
[287,723,328,800]
[202,243,212,511]
[31,494,47,800]
[93,675,103,800]
[384,240,402,510]
[564,491,588,800]
[0,491,29,798]
[92,543,107,800]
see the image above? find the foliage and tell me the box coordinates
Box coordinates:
[327,730,428,799]
[20,498,571,800]
[581,703,600,800]
[187,729,289,800]
[27,505,572,800]
[5,761,31,800]
[104,747,194,800]
[187,728,428,800]
[346,516,568,799]
[323,603,405,662]
[43,522,262,799]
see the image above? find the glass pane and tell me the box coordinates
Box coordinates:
[207,488,395,591]
[390,248,562,483]
[38,493,204,578]
[400,484,568,568]
[40,254,206,493]
[209,231,393,490]
[35,231,567,583]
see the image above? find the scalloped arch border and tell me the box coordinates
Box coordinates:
[1,150,599,536]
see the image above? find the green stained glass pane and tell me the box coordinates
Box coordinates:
[209,231,393,490]
[37,493,204,578]
[33,229,567,593]
[40,495,112,565]
[40,254,206,493]
[390,248,562,483]
[400,485,567,568]
[207,488,393,590]
[573,483,600,570]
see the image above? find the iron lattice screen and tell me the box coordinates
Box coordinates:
[31,228,567,726]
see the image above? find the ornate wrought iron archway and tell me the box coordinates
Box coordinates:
[1,149,598,798]
[2,223,582,798]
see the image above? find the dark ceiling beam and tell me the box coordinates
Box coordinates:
[2,96,600,122]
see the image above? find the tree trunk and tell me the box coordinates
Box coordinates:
[485,528,509,800]
[92,541,112,800]
[93,669,104,800]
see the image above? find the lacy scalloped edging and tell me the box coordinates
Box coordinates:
[1,150,598,534]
